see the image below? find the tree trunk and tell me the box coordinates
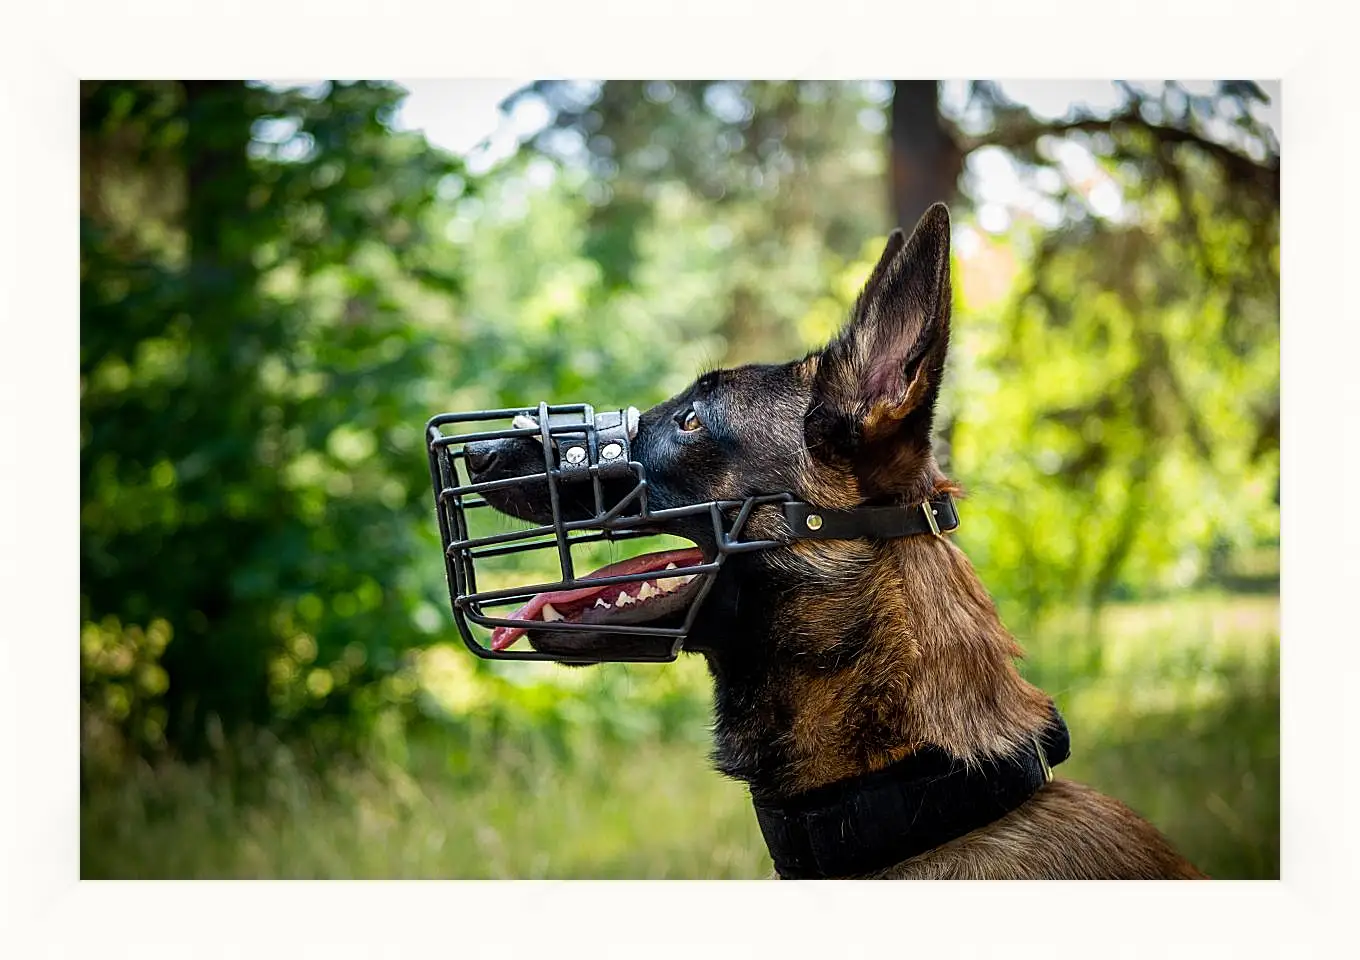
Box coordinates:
[889,81,963,230]
[890,82,964,471]
[162,81,274,754]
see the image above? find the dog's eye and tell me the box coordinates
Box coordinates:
[676,408,703,433]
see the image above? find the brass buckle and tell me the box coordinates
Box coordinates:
[922,500,942,537]
[1034,735,1054,783]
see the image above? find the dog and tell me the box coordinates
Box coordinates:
[462,202,1205,879]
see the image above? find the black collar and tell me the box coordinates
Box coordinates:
[751,704,1070,879]
[783,493,960,540]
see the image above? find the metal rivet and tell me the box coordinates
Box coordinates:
[806,514,823,531]
[600,442,623,460]
[564,446,587,465]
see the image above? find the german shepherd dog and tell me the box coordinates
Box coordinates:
[464,203,1205,879]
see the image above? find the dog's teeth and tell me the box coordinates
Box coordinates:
[594,597,609,608]
[615,592,635,607]
[664,562,677,570]
[638,582,658,600]
[662,573,694,592]
[540,603,564,622]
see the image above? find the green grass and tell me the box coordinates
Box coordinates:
[81,591,1278,879]
[1021,592,1279,879]
[81,734,769,879]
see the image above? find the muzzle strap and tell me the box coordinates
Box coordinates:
[591,407,638,481]
[514,406,640,483]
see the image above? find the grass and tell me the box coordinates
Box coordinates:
[81,590,1278,879]
[1021,592,1279,879]
[82,734,768,879]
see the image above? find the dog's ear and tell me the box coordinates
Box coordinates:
[808,203,952,452]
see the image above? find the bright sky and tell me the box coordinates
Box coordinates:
[392,78,542,168]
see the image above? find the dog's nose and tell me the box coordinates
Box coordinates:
[464,441,500,478]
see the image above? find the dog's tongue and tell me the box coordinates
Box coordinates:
[489,548,704,651]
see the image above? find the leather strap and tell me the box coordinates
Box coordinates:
[549,407,639,483]
[784,494,959,540]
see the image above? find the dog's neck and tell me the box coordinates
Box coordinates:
[701,532,1053,803]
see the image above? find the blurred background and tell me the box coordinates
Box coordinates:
[80,79,1279,879]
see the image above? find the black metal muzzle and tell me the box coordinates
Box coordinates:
[425,402,790,663]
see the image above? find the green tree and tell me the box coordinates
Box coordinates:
[511,80,893,366]
[947,81,1279,630]
[81,81,466,755]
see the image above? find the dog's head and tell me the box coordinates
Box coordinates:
[464,204,954,661]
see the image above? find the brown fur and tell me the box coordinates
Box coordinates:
[756,524,1204,878]
[869,780,1206,879]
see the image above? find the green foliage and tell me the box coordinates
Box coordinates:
[443,160,726,411]
[946,228,1278,631]
[81,81,465,753]
[950,127,1278,629]
[513,80,892,366]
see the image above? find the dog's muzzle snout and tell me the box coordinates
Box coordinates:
[463,440,501,477]
[425,401,790,663]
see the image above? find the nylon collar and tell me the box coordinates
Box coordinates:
[752,703,1070,879]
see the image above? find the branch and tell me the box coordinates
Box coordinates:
[963,108,1279,202]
